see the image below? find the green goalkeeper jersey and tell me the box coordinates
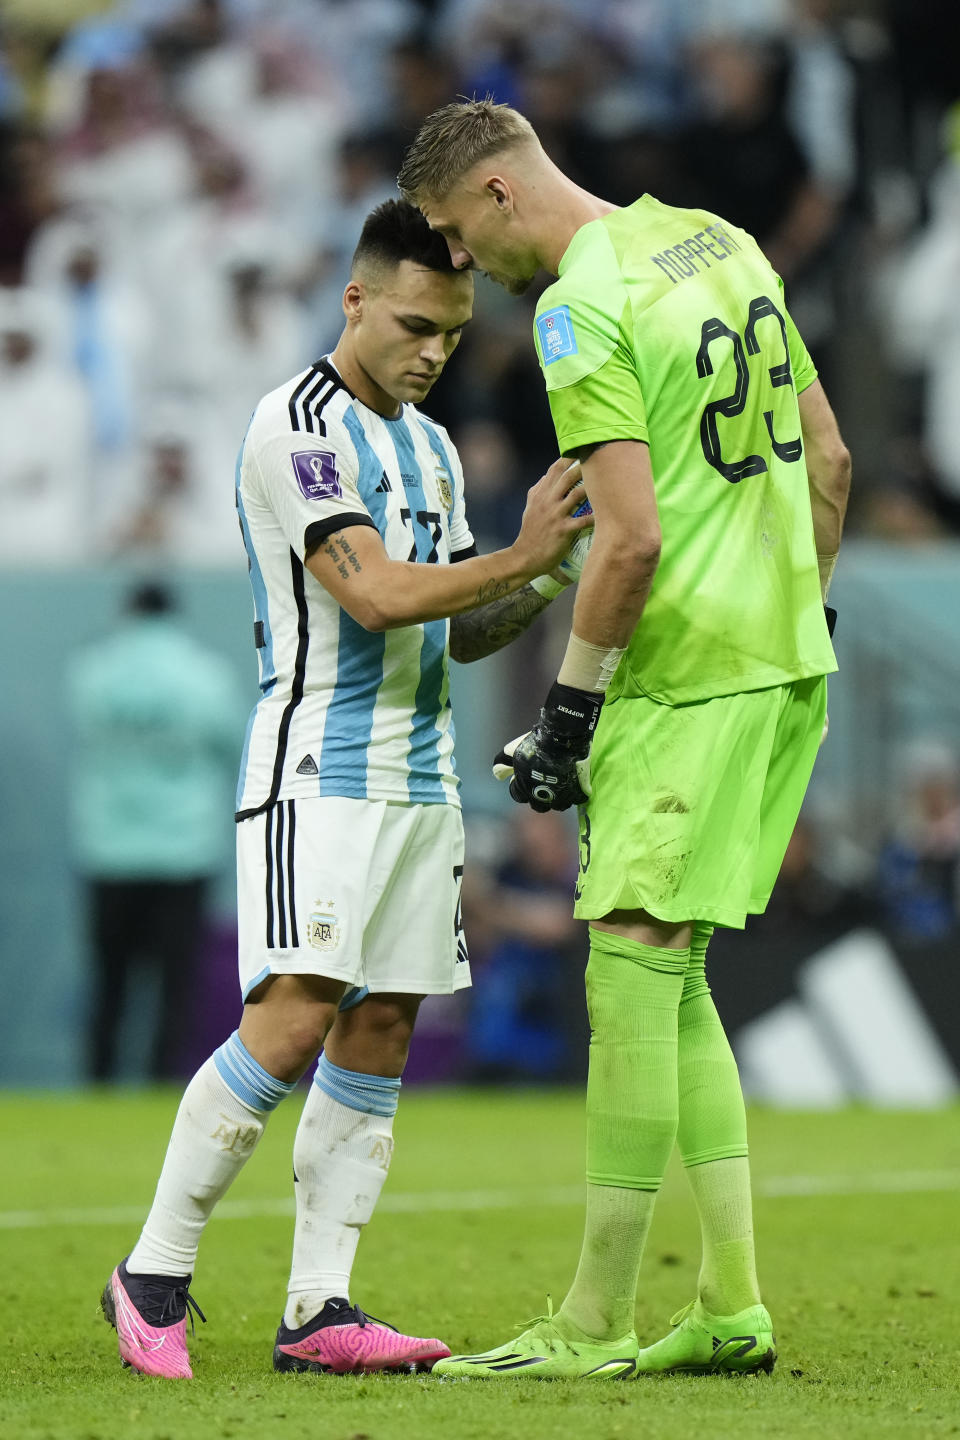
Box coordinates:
[533,195,837,705]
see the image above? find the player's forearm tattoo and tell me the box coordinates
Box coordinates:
[474,578,511,607]
[450,584,553,662]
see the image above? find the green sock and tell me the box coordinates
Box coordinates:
[686,1157,761,1315]
[554,1183,655,1344]
[677,924,760,1315]
[557,929,688,1342]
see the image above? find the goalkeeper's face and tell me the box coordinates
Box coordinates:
[422,182,539,296]
[345,259,474,414]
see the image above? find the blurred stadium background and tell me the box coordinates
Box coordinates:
[1,0,959,1112]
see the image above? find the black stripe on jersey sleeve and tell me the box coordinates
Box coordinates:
[451,544,479,563]
[304,512,378,558]
[310,363,347,428]
[288,365,322,432]
[299,374,334,435]
[316,356,354,401]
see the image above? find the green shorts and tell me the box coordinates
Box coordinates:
[574,675,827,929]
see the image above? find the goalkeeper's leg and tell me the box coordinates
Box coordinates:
[677,923,760,1315]
[554,924,689,1345]
[634,924,775,1376]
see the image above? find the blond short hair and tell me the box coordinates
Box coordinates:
[398,99,537,205]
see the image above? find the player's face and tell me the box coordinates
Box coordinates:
[422,180,538,296]
[351,260,474,414]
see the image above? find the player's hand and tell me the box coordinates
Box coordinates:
[548,466,593,586]
[514,458,593,581]
[820,711,829,748]
[550,520,594,587]
[491,682,602,812]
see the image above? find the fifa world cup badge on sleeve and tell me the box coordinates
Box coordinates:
[537,305,578,364]
[308,900,342,951]
[292,450,342,501]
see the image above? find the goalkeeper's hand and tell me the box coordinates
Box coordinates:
[491,681,602,812]
[492,732,594,803]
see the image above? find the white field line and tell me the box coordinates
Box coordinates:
[1,1170,959,1231]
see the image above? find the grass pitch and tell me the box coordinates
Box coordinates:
[1,1089,958,1440]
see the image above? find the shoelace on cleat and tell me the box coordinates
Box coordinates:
[521,1293,555,1329]
[337,1304,398,1335]
[180,1287,207,1336]
[131,1276,207,1334]
[519,1296,564,1355]
[668,1300,696,1329]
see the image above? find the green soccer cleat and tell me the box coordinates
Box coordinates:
[635,1299,776,1376]
[432,1302,638,1380]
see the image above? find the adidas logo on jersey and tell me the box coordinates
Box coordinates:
[296,754,319,776]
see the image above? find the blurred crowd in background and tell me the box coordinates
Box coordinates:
[2,0,959,1085]
[2,0,960,565]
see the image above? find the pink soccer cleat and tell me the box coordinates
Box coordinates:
[273,1297,451,1374]
[101,1258,206,1378]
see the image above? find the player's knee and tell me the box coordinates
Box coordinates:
[285,1014,333,1066]
[240,974,345,1076]
[328,994,424,1076]
[586,931,687,1038]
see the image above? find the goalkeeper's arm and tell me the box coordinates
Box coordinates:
[500,440,661,812]
[798,379,852,601]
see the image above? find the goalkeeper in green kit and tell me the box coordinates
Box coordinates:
[399,100,851,1380]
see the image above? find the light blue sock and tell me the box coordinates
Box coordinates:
[313,1051,401,1117]
[214,1030,298,1111]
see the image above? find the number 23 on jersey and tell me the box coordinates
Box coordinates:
[696,293,803,484]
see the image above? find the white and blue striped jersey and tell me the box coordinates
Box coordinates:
[235,357,474,818]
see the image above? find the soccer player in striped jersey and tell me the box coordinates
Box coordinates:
[401,103,851,1380]
[101,200,592,1379]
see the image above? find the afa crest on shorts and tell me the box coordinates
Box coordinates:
[307,900,342,951]
[432,451,453,511]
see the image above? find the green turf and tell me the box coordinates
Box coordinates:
[1,1089,959,1440]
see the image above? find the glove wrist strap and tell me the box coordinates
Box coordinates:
[543,680,603,743]
[557,631,625,694]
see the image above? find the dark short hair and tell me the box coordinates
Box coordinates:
[351,198,458,278]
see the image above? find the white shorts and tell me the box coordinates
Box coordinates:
[236,797,471,1001]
